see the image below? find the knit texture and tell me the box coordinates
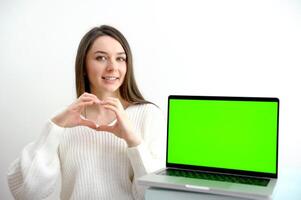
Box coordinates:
[7,103,166,200]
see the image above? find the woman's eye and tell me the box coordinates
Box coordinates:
[96,56,106,61]
[117,57,126,62]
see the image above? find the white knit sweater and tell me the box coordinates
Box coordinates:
[7,103,166,200]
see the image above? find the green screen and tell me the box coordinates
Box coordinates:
[167,99,278,174]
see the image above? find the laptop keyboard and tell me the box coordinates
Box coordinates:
[160,169,269,186]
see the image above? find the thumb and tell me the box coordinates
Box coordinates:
[96,125,114,133]
[79,118,98,129]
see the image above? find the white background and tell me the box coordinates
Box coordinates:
[1,0,301,199]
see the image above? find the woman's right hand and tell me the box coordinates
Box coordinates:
[51,92,100,128]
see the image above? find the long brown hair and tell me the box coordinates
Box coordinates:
[75,25,150,105]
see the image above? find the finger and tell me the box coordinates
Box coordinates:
[77,100,96,108]
[72,101,94,113]
[101,98,123,109]
[102,104,119,115]
[102,105,124,122]
[82,92,100,101]
[108,119,117,126]
[79,118,98,129]
[96,125,115,133]
[102,97,121,106]
[78,96,100,103]
[78,93,100,104]
[79,92,91,99]
[80,94,101,103]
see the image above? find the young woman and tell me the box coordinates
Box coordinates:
[7,25,166,200]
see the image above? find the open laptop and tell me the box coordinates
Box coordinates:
[138,95,279,199]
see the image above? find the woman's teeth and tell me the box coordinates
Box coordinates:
[102,76,118,80]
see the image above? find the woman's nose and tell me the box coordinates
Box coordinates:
[106,59,117,71]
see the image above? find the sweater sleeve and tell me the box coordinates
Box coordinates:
[127,104,167,200]
[7,120,65,200]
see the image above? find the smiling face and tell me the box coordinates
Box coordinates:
[85,35,127,97]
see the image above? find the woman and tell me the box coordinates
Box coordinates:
[7,25,166,200]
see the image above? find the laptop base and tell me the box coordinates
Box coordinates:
[139,168,276,200]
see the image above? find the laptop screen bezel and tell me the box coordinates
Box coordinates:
[166,95,279,179]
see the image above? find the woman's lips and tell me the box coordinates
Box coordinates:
[101,76,119,80]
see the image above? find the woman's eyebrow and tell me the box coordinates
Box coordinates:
[94,50,108,55]
[94,51,125,55]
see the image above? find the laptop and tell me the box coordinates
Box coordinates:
[138,95,279,199]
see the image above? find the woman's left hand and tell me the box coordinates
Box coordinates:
[95,97,142,147]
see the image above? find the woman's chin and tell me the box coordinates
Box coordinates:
[102,86,120,94]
